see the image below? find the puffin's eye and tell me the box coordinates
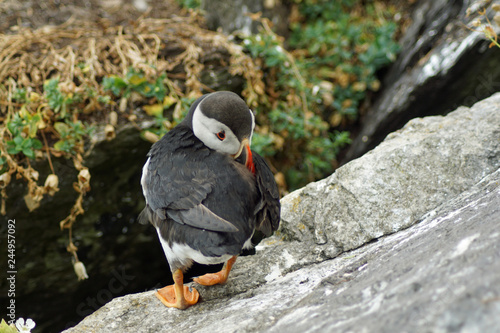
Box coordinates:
[216,130,226,141]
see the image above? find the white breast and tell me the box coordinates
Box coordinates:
[155,228,233,268]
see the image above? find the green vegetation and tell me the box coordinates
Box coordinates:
[53,120,93,154]
[6,112,43,159]
[0,0,401,199]
[0,1,401,275]
[3,79,98,160]
[178,0,400,189]
[240,0,399,189]
[177,0,201,10]
[289,0,399,116]
[102,68,167,101]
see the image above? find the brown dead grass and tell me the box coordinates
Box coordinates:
[0,12,265,278]
[0,14,264,102]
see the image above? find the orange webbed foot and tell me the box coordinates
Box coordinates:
[193,256,237,286]
[155,285,199,309]
[156,269,199,309]
[193,271,228,286]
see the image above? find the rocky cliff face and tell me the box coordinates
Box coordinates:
[342,0,500,162]
[63,93,500,332]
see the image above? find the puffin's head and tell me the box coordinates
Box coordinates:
[186,91,255,171]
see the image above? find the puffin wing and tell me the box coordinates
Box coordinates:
[252,152,281,236]
[167,204,238,232]
[141,127,239,233]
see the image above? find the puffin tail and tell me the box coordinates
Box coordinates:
[138,207,150,225]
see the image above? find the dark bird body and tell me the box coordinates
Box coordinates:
[140,91,280,309]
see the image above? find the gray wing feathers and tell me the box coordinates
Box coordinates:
[142,135,240,233]
[167,204,239,232]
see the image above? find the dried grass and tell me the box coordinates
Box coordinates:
[0,13,265,278]
[0,14,264,104]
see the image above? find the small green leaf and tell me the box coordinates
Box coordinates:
[54,140,72,153]
[7,122,19,137]
[31,138,43,150]
[102,76,127,96]
[23,147,35,159]
[13,136,24,146]
[54,122,70,136]
[97,95,111,104]
[12,87,27,102]
[128,74,147,86]
[53,140,65,151]
[44,78,65,112]
[28,114,41,138]
[7,114,24,136]
[6,144,21,155]
[22,138,32,149]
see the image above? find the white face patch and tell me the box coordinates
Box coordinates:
[192,104,241,154]
[249,108,255,144]
[140,157,150,204]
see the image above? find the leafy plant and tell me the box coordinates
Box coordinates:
[288,0,399,117]
[53,120,92,154]
[44,78,83,118]
[6,136,42,159]
[242,0,400,189]
[102,68,167,101]
[5,111,43,159]
[12,88,28,102]
[0,4,403,276]
[176,0,201,10]
[1,77,97,275]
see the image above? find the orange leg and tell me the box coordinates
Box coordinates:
[155,269,199,309]
[193,256,237,286]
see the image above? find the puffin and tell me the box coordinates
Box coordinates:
[139,91,280,309]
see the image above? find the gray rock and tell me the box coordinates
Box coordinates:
[268,167,500,333]
[201,0,289,36]
[343,0,500,162]
[63,93,500,332]
[281,93,500,259]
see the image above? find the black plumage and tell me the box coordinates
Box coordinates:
[139,91,280,309]
[142,126,257,260]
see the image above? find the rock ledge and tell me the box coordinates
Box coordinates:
[64,93,500,332]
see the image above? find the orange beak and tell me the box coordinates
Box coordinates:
[244,142,255,174]
[234,138,255,174]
